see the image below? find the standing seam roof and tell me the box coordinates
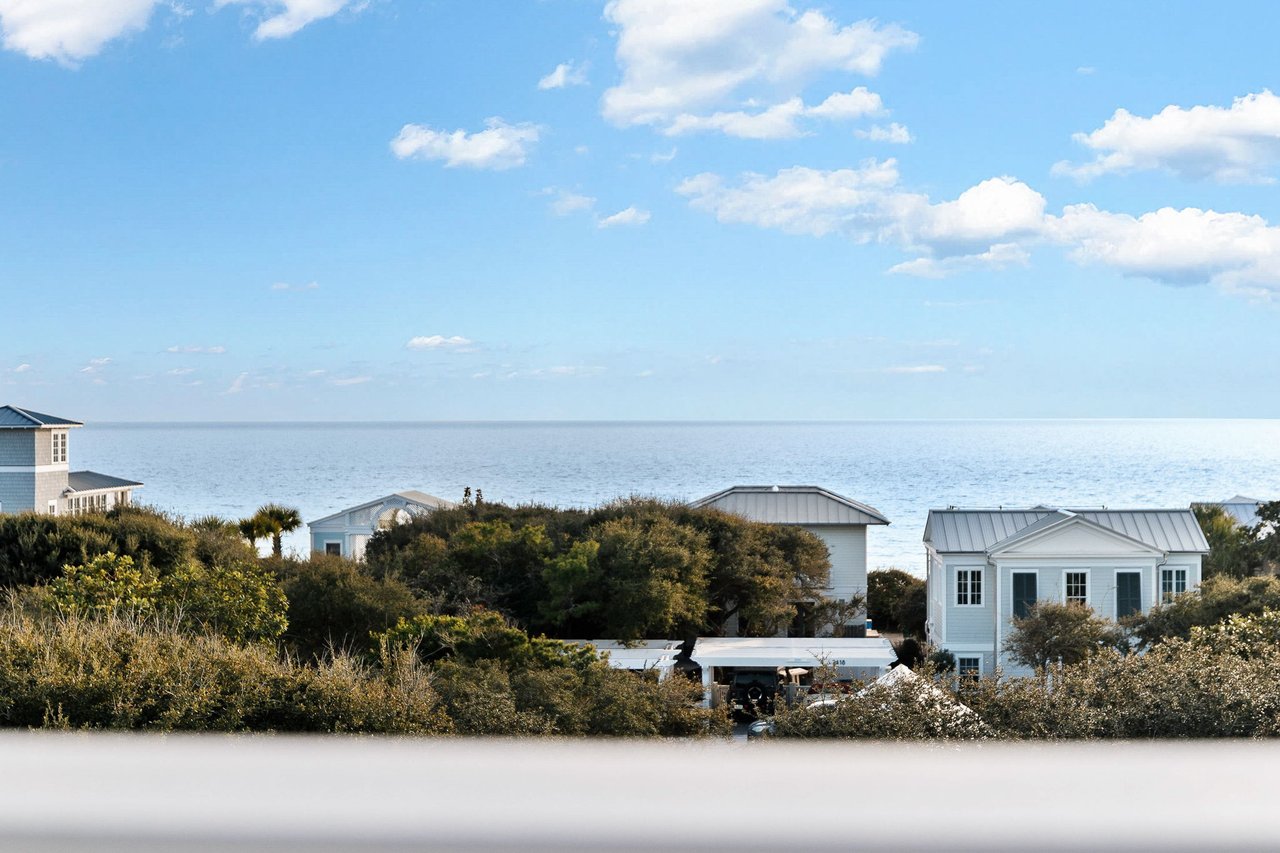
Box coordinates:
[0,406,83,429]
[925,508,1209,553]
[691,486,889,526]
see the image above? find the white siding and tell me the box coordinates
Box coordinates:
[804,524,866,604]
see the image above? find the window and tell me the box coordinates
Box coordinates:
[1161,568,1187,603]
[956,568,983,606]
[325,542,342,556]
[956,656,982,680]
[1065,571,1088,605]
[1012,572,1037,618]
[51,431,67,464]
[1116,572,1142,618]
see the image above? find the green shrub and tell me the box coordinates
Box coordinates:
[274,554,425,661]
[0,609,450,733]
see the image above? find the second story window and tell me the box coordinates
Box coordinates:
[1065,571,1088,605]
[956,568,983,606]
[51,431,67,464]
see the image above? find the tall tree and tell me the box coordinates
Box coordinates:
[253,503,303,558]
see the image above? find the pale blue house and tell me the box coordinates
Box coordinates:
[925,507,1209,677]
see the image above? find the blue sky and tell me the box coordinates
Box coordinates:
[2,0,1279,420]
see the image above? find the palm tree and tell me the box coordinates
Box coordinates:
[239,515,273,554]
[254,503,303,558]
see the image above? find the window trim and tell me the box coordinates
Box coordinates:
[956,655,983,679]
[1116,570,1143,619]
[1062,569,1090,606]
[51,431,67,464]
[1160,567,1188,603]
[1011,570,1038,619]
[955,567,984,607]
[324,541,343,556]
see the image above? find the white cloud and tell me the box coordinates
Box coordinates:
[80,357,112,374]
[330,375,372,386]
[602,0,915,135]
[650,147,678,164]
[270,281,319,291]
[888,244,1030,279]
[1050,204,1280,296]
[664,88,882,139]
[0,0,160,65]
[223,372,248,395]
[0,0,357,64]
[166,345,227,354]
[677,160,899,238]
[537,60,588,90]
[679,157,1280,296]
[1054,90,1280,183]
[546,188,596,216]
[406,335,474,351]
[166,367,195,376]
[12,363,31,373]
[855,122,912,144]
[1076,66,1096,75]
[213,0,362,41]
[679,164,1047,273]
[597,206,651,228]
[884,365,946,374]
[505,365,606,380]
[391,118,540,170]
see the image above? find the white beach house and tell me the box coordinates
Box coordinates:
[924,507,1209,677]
[308,490,456,560]
[692,485,890,635]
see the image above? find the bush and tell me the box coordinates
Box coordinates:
[0,608,450,733]
[867,569,919,633]
[1004,601,1125,669]
[273,555,425,661]
[770,671,989,740]
[1128,575,1280,647]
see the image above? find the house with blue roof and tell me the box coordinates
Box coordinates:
[0,405,142,516]
[924,506,1209,677]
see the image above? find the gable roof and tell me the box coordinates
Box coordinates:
[0,406,83,429]
[308,490,457,527]
[986,511,1165,557]
[691,485,889,526]
[925,507,1209,554]
[67,471,144,492]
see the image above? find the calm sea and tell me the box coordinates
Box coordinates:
[77,420,1280,573]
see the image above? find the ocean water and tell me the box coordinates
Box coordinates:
[75,420,1280,572]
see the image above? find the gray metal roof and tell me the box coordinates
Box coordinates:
[0,406,83,429]
[1197,496,1268,528]
[925,507,1209,554]
[66,471,143,492]
[691,485,889,526]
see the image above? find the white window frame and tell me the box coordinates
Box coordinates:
[955,567,984,607]
[1063,569,1089,606]
[324,541,343,556]
[1161,567,1188,603]
[956,655,983,679]
[51,431,67,464]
